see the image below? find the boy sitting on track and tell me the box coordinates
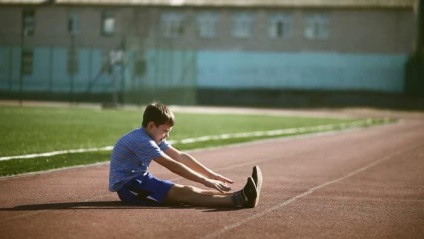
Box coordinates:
[109,102,262,208]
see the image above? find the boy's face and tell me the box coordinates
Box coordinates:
[147,122,173,145]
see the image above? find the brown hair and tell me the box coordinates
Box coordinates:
[142,102,175,128]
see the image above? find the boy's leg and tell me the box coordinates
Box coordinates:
[164,177,259,208]
[117,173,175,206]
[163,184,234,207]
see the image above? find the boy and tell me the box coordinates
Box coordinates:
[109,102,262,208]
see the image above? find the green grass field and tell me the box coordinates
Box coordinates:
[0,105,393,176]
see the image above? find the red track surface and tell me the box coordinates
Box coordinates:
[1,110,423,239]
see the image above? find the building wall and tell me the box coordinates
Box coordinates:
[146,7,414,53]
[144,7,414,93]
[0,4,416,105]
[2,6,412,52]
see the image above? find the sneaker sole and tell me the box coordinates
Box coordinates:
[252,166,263,193]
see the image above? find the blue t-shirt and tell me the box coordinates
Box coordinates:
[109,127,170,191]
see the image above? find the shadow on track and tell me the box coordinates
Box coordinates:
[0,201,182,211]
[0,201,242,212]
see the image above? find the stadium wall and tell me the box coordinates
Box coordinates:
[197,51,407,93]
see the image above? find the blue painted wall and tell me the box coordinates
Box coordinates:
[144,48,197,88]
[0,47,408,97]
[197,51,407,93]
[0,47,117,94]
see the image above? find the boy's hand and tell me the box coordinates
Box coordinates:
[213,173,234,185]
[204,179,232,193]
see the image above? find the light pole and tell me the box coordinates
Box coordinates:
[69,33,75,104]
[417,0,423,57]
[405,0,424,96]
[19,29,27,106]
[109,42,126,106]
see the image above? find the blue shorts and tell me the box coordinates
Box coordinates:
[117,173,175,206]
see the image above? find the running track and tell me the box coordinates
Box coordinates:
[0,109,423,238]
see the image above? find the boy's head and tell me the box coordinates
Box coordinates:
[142,102,175,128]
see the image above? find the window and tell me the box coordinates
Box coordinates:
[22,10,35,36]
[232,12,254,38]
[196,12,219,38]
[68,10,80,35]
[269,13,292,39]
[161,12,185,38]
[67,49,78,75]
[304,13,329,40]
[101,11,115,36]
[21,49,33,75]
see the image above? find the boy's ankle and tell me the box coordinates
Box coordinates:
[231,190,246,207]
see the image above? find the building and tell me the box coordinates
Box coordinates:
[0,0,418,106]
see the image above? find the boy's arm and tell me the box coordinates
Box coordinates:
[164,146,234,184]
[154,154,231,192]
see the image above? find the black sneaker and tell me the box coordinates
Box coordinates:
[243,177,259,208]
[252,166,263,193]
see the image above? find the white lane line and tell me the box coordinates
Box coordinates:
[0,146,114,161]
[201,142,422,239]
[0,118,390,162]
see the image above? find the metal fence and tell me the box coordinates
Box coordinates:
[0,36,197,106]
